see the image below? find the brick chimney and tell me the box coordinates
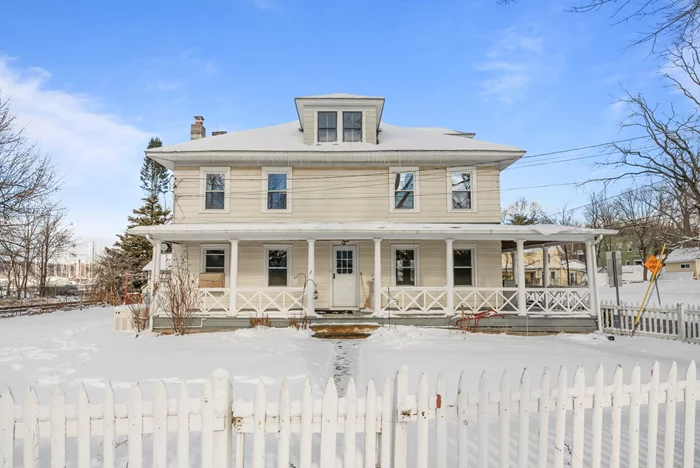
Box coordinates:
[190,116,206,140]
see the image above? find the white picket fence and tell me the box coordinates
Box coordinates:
[601,301,700,344]
[0,363,698,467]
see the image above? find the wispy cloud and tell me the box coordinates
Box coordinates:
[245,0,278,11]
[476,27,555,105]
[0,57,150,246]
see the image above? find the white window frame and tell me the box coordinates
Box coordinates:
[263,245,293,288]
[199,167,230,213]
[391,244,420,287]
[261,167,292,213]
[627,243,633,252]
[389,166,420,212]
[681,263,691,269]
[446,167,477,212]
[316,111,338,143]
[452,244,477,287]
[342,111,363,143]
[199,244,229,287]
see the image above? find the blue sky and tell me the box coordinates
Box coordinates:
[0,0,669,248]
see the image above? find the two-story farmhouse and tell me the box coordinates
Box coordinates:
[130,93,614,330]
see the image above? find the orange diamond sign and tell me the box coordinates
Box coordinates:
[644,255,663,274]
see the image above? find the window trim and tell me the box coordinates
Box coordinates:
[452,243,477,287]
[261,167,292,213]
[199,167,230,213]
[391,244,420,287]
[342,111,363,143]
[389,166,420,212]
[446,166,477,212]
[263,244,293,288]
[199,244,229,287]
[316,111,338,143]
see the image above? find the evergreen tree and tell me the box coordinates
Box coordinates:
[139,137,170,198]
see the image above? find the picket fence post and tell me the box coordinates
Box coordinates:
[278,378,291,468]
[365,379,377,468]
[678,303,687,342]
[392,367,409,468]
[683,361,697,468]
[380,377,393,468]
[0,387,14,468]
[212,369,233,468]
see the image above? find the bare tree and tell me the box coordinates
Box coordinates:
[163,248,199,335]
[584,190,621,257]
[545,206,582,286]
[35,205,74,295]
[502,197,546,225]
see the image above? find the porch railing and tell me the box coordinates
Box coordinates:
[525,288,591,314]
[381,287,448,314]
[236,287,305,315]
[453,287,518,313]
[198,288,230,315]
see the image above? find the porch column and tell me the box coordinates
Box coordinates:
[586,240,600,326]
[307,239,315,315]
[543,247,550,288]
[151,240,161,297]
[373,239,382,313]
[445,239,454,315]
[516,240,526,316]
[229,240,238,316]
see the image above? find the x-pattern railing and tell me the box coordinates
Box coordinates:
[197,288,230,314]
[382,288,447,314]
[454,288,518,313]
[525,288,590,314]
[237,288,305,314]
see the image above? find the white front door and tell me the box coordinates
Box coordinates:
[332,245,358,308]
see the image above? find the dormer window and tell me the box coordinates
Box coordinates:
[343,112,362,142]
[318,112,337,142]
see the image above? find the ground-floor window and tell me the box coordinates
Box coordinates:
[569,272,577,285]
[453,245,475,286]
[681,263,691,269]
[265,246,291,287]
[200,246,227,274]
[392,245,418,286]
[550,271,556,280]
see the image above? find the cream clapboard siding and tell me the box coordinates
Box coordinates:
[173,166,501,223]
[302,109,314,145]
[182,240,501,309]
[364,111,377,144]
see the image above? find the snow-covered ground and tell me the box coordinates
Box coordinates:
[1,306,697,402]
[598,278,700,306]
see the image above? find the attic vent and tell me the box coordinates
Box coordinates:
[446,131,476,139]
[212,131,228,136]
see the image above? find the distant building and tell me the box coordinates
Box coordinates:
[664,247,700,279]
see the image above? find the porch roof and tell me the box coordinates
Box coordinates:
[129,222,616,243]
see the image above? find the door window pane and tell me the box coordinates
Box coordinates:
[318,112,337,142]
[395,249,416,286]
[393,172,415,209]
[336,249,353,274]
[453,249,473,286]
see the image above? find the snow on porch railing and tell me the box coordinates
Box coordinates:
[525,287,591,315]
[1,362,698,467]
[381,287,447,314]
[601,301,700,344]
[236,287,305,315]
[453,287,518,313]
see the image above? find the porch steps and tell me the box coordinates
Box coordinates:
[311,322,380,340]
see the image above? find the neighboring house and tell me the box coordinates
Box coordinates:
[129,93,614,328]
[597,236,644,267]
[502,246,587,287]
[664,247,700,280]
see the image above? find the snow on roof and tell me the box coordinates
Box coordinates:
[665,247,700,262]
[295,93,383,99]
[147,121,524,154]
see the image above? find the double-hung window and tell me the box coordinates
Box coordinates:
[453,246,475,286]
[265,246,291,287]
[343,112,362,142]
[200,167,230,212]
[262,167,292,212]
[447,167,475,211]
[317,112,337,142]
[203,249,226,273]
[390,167,418,211]
[392,246,418,286]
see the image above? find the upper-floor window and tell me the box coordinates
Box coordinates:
[200,167,230,212]
[390,167,419,211]
[447,167,475,211]
[318,112,337,142]
[343,112,362,142]
[262,167,292,212]
[627,243,633,252]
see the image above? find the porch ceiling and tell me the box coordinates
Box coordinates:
[128,222,616,243]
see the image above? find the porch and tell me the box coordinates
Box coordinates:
[132,222,615,323]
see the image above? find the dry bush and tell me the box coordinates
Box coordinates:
[288,312,309,330]
[127,297,151,333]
[163,248,199,335]
[249,313,271,328]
